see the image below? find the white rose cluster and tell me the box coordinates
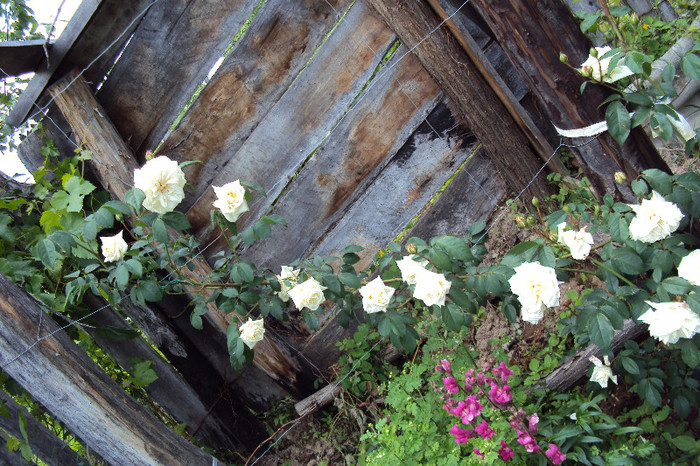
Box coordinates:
[396,255,451,307]
[678,250,700,286]
[288,277,327,311]
[100,230,128,262]
[508,262,561,324]
[396,255,427,285]
[212,180,249,223]
[628,191,683,243]
[579,46,634,83]
[639,301,700,345]
[588,355,617,389]
[276,266,300,302]
[359,277,395,313]
[133,156,186,215]
[557,223,594,260]
[239,318,265,349]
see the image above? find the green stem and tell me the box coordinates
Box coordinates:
[590,258,637,288]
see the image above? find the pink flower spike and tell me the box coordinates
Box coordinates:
[460,395,483,424]
[449,424,475,445]
[441,359,452,372]
[528,413,539,433]
[475,420,495,439]
[443,376,460,394]
[464,369,477,391]
[546,444,566,464]
[494,362,514,383]
[488,383,513,405]
[473,447,485,459]
[498,440,514,461]
[517,430,541,453]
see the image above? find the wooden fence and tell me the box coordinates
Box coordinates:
[2,0,669,461]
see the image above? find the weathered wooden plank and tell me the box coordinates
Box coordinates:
[311,102,476,271]
[95,0,260,158]
[183,0,397,249]
[0,275,214,465]
[17,108,76,173]
[160,0,352,210]
[0,391,80,465]
[469,0,668,200]
[83,296,265,450]
[242,46,443,270]
[48,71,315,400]
[367,0,552,200]
[0,39,47,76]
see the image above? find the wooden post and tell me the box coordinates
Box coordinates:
[48,71,315,398]
[469,0,669,199]
[0,274,214,464]
[366,0,553,199]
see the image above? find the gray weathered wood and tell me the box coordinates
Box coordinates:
[295,383,341,415]
[184,1,398,252]
[367,0,552,200]
[159,0,352,210]
[0,39,48,76]
[0,391,80,465]
[242,45,443,270]
[95,0,260,158]
[0,274,214,465]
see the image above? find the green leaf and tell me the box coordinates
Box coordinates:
[610,247,643,275]
[125,188,146,211]
[124,259,143,277]
[469,221,486,236]
[619,356,639,374]
[179,160,202,170]
[680,339,700,368]
[240,181,266,198]
[433,236,472,261]
[239,291,259,304]
[151,218,169,244]
[631,179,648,197]
[93,208,114,229]
[130,360,159,387]
[140,281,163,302]
[606,101,631,145]
[33,238,58,268]
[681,53,700,81]
[253,220,271,239]
[589,311,615,348]
[322,274,342,295]
[115,264,129,289]
[660,277,693,296]
[342,252,361,265]
[580,10,601,32]
[650,112,673,141]
[97,326,139,341]
[339,272,361,289]
[670,435,698,453]
[102,200,131,216]
[676,172,700,192]
[161,211,191,231]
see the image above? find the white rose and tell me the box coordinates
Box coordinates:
[639,301,700,345]
[412,268,451,307]
[359,277,395,313]
[100,230,128,263]
[396,255,428,285]
[508,262,561,324]
[288,277,327,311]
[589,355,617,389]
[557,223,594,260]
[678,250,700,286]
[579,46,634,83]
[628,191,683,243]
[133,156,186,214]
[239,318,265,349]
[276,266,300,302]
[212,180,249,223]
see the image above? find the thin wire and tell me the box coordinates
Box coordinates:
[265,327,330,385]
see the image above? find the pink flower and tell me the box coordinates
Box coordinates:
[464,368,477,392]
[475,420,495,439]
[528,413,539,433]
[443,376,460,394]
[493,362,514,383]
[473,447,485,459]
[498,440,514,461]
[449,424,475,445]
[458,395,483,424]
[435,359,452,373]
[476,372,493,386]
[489,383,513,405]
[517,430,541,453]
[546,444,566,464]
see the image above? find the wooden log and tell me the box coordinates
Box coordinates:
[47,71,315,399]
[95,0,261,158]
[294,383,341,416]
[82,296,265,451]
[542,320,647,391]
[366,0,552,200]
[0,274,214,465]
[0,391,80,465]
[159,0,352,211]
[468,0,669,200]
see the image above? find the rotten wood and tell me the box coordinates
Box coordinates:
[0,39,48,77]
[366,0,552,200]
[95,0,261,158]
[0,274,214,465]
[159,0,353,211]
[48,71,315,399]
[0,391,80,465]
[295,383,341,416]
[542,320,647,391]
[468,0,669,200]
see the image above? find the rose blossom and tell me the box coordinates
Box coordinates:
[276,266,300,302]
[508,262,561,324]
[639,301,700,345]
[579,46,633,83]
[212,180,249,222]
[557,222,594,260]
[678,250,700,286]
[359,277,395,313]
[628,191,683,243]
[239,318,265,349]
[288,277,327,311]
[589,355,618,388]
[412,268,451,307]
[396,255,428,285]
[133,156,186,214]
[100,230,128,262]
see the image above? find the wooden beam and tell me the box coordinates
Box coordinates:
[47,70,314,398]
[366,0,552,199]
[0,274,214,464]
[0,39,48,77]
